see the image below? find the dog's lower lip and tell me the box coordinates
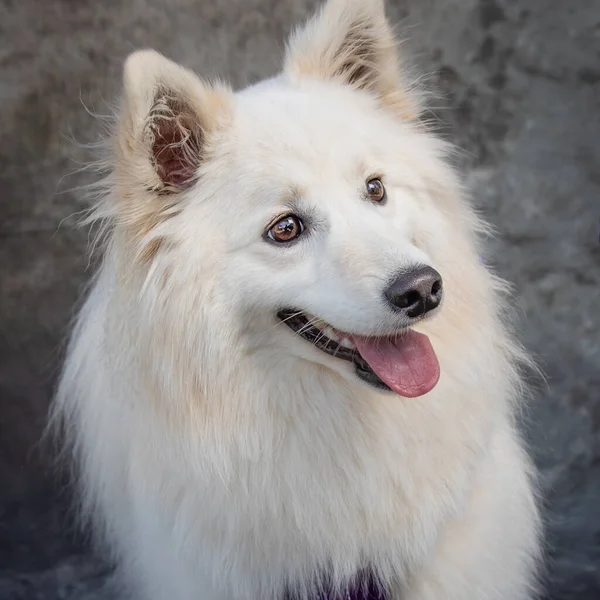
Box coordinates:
[277,309,392,391]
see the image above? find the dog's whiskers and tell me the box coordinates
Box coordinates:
[261,311,305,335]
[296,317,320,338]
[313,328,329,350]
[332,341,346,358]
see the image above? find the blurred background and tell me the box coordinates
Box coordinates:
[0,0,599,598]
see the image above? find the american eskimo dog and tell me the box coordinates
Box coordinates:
[52,0,542,598]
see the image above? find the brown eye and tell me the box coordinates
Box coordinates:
[267,214,304,243]
[366,178,386,203]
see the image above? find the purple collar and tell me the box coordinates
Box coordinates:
[284,569,387,600]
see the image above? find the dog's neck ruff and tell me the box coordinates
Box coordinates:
[284,569,387,600]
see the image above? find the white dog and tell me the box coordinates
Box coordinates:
[52,0,542,598]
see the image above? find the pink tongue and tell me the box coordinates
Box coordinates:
[351,331,440,398]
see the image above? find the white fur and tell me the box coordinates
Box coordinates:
[52,1,542,598]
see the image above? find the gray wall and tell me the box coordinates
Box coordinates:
[1,0,599,598]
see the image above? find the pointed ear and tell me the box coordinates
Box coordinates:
[116,50,232,195]
[284,0,418,120]
[111,51,232,259]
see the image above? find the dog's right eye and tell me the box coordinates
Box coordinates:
[366,178,386,203]
[266,215,304,243]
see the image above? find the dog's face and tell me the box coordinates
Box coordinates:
[114,0,480,398]
[211,86,452,396]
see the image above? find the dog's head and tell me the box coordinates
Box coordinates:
[108,0,489,398]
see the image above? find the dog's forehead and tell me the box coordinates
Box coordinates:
[232,81,398,168]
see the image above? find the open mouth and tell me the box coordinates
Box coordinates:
[277,310,440,398]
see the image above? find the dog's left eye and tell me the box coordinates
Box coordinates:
[266,215,304,243]
[366,178,386,203]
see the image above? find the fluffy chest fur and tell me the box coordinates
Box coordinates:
[73,270,499,599]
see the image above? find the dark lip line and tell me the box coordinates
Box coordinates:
[276,309,392,391]
[276,309,356,362]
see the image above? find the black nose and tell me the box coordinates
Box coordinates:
[384,266,443,318]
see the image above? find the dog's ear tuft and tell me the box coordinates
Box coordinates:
[146,91,204,190]
[284,0,418,120]
[118,50,232,194]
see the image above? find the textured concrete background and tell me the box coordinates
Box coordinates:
[0,0,599,598]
